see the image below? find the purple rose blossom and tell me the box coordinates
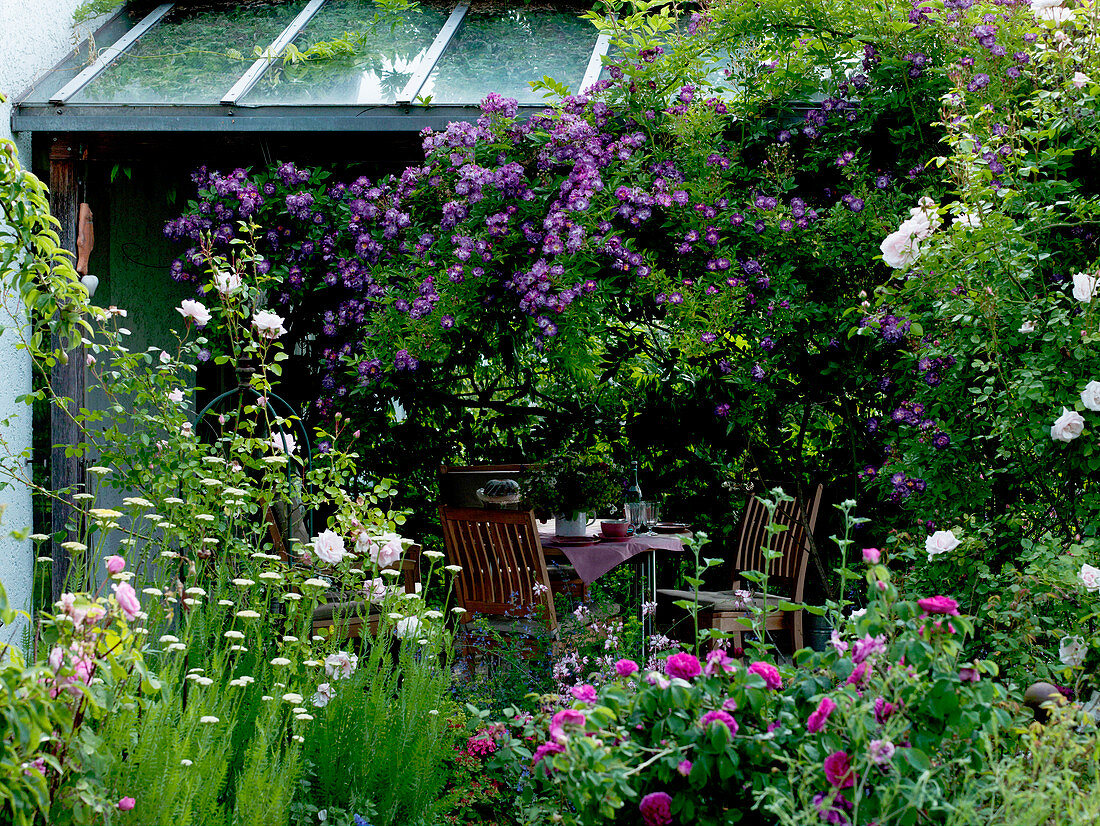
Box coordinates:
[639,792,673,826]
[874,697,898,724]
[570,684,598,703]
[824,750,856,788]
[869,739,895,765]
[677,759,692,776]
[813,791,852,825]
[664,652,702,680]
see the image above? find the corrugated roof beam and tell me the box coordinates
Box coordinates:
[395,2,470,106]
[49,3,175,104]
[221,0,328,106]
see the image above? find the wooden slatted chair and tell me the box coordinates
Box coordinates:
[658,484,823,652]
[439,464,587,599]
[438,505,557,662]
[311,544,422,642]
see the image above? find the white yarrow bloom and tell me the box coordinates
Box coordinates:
[200,716,219,724]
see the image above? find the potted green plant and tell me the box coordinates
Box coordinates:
[521,452,624,536]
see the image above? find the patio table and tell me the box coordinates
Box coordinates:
[540,528,688,656]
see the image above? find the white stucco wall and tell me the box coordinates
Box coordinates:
[0,0,112,646]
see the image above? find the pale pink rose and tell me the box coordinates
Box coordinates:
[1081,381,1100,412]
[86,354,96,367]
[168,388,184,404]
[880,213,932,269]
[58,592,76,615]
[1030,0,1063,9]
[252,310,287,340]
[312,683,335,707]
[1072,271,1098,303]
[1050,407,1085,442]
[113,581,141,620]
[312,530,347,565]
[1037,6,1073,23]
[48,645,65,671]
[180,422,193,438]
[356,532,404,568]
[268,432,296,455]
[925,530,960,561]
[71,654,94,685]
[363,577,388,602]
[324,650,358,680]
[176,299,212,327]
[104,555,126,575]
[1073,72,1092,89]
[214,271,242,295]
[1018,320,1035,334]
[1080,563,1100,592]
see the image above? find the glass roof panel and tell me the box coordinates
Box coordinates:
[69,0,309,105]
[243,0,451,105]
[419,3,597,105]
[19,9,144,104]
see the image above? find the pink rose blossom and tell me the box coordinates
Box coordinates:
[806,696,837,733]
[664,652,702,680]
[862,547,881,564]
[846,661,869,687]
[869,739,895,765]
[614,658,639,677]
[118,797,136,811]
[700,709,738,736]
[917,595,960,616]
[104,555,126,575]
[823,751,856,789]
[532,741,565,766]
[704,649,735,676]
[874,697,898,723]
[570,684,598,704]
[113,582,141,620]
[747,661,782,689]
[677,760,692,776]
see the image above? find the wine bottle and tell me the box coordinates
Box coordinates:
[625,460,642,503]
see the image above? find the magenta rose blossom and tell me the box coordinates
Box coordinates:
[117,797,136,811]
[677,759,692,776]
[747,661,782,689]
[664,652,702,680]
[532,741,565,766]
[917,595,960,616]
[806,696,837,733]
[874,697,898,724]
[639,791,673,826]
[549,708,586,744]
[824,750,856,788]
[570,683,598,703]
[704,648,735,675]
[615,658,639,677]
[700,709,738,736]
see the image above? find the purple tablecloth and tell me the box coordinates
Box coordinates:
[540,532,686,584]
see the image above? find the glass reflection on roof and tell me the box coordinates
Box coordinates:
[70,1,308,105]
[419,4,597,105]
[244,0,451,105]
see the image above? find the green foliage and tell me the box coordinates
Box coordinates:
[520,451,624,517]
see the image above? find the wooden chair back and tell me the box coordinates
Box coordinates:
[730,484,823,601]
[438,505,556,631]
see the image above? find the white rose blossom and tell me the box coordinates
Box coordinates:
[268,432,296,455]
[1080,381,1100,412]
[311,530,347,565]
[1080,563,1100,592]
[1059,635,1087,667]
[1018,320,1036,334]
[214,270,243,295]
[1050,407,1085,443]
[1072,72,1092,90]
[925,530,960,562]
[394,616,425,639]
[252,310,287,340]
[1072,271,1098,303]
[176,299,212,327]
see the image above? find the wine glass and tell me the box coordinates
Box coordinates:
[643,501,660,535]
[625,501,646,535]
